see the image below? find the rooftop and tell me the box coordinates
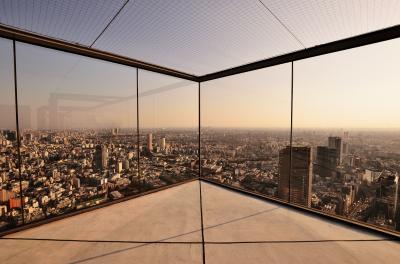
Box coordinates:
[1,181,398,264]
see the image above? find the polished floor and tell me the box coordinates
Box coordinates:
[0,181,399,264]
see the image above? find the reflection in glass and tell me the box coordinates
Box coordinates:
[138,70,198,190]
[0,38,23,231]
[201,64,291,200]
[293,38,400,231]
[16,42,137,223]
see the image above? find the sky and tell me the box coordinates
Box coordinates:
[1,35,400,130]
[203,37,400,129]
[2,41,198,130]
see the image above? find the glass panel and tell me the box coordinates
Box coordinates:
[16,42,137,224]
[138,69,198,191]
[293,38,400,233]
[201,64,291,201]
[0,38,23,231]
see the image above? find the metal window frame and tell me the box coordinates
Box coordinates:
[1,23,400,239]
[1,24,400,82]
[199,24,400,82]
[0,24,198,82]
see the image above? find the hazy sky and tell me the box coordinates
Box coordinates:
[1,36,400,130]
[15,42,137,130]
[202,63,291,129]
[293,37,400,129]
[202,37,400,129]
[0,38,15,130]
[11,41,197,130]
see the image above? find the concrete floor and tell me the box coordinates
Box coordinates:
[0,181,203,264]
[0,180,399,264]
[201,182,400,264]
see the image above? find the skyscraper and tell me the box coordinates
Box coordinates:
[328,136,342,165]
[278,147,290,201]
[316,146,338,178]
[94,145,108,170]
[342,131,349,156]
[278,146,313,207]
[159,137,166,150]
[147,133,153,152]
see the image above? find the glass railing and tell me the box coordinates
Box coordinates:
[1,35,400,236]
[0,39,198,232]
[201,37,400,234]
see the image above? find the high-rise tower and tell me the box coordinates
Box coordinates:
[278,146,313,207]
[147,133,153,152]
[159,137,166,150]
[328,136,342,165]
[94,145,108,170]
[316,146,338,178]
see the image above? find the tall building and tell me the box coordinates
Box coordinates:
[342,131,349,156]
[147,133,153,152]
[316,146,339,178]
[278,147,290,201]
[342,142,348,156]
[116,160,123,173]
[94,145,108,170]
[5,130,16,141]
[328,136,342,164]
[159,137,166,150]
[278,146,313,207]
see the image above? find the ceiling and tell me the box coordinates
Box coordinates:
[0,0,399,76]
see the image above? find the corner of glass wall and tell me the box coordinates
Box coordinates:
[138,69,198,191]
[14,42,138,225]
[292,37,400,234]
[0,38,24,231]
[200,63,292,202]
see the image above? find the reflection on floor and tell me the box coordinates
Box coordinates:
[0,181,399,264]
[201,182,400,264]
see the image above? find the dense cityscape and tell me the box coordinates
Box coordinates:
[1,127,400,233]
[0,128,198,230]
[201,128,400,231]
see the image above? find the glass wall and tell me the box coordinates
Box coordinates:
[293,38,400,231]
[15,42,138,224]
[0,40,199,233]
[138,70,198,190]
[0,34,399,236]
[0,38,23,231]
[201,64,291,201]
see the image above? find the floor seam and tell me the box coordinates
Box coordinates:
[199,180,206,264]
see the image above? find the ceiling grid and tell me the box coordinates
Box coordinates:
[0,0,399,75]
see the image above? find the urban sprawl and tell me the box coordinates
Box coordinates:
[1,128,400,232]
